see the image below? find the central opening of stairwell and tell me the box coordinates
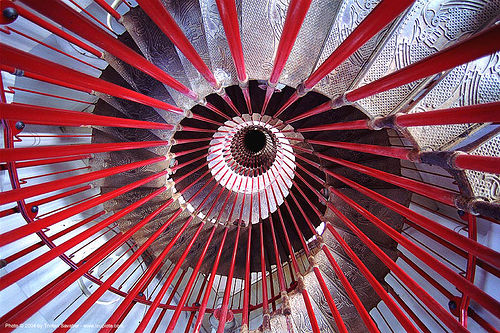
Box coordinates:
[244,129,267,153]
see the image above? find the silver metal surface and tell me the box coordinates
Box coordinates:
[352,0,500,118]
[241,0,289,81]
[465,133,500,201]
[199,0,240,87]
[312,0,388,101]
[407,52,500,150]
[279,0,340,88]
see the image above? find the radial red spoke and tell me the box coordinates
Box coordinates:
[1,44,183,112]
[136,0,218,88]
[215,0,247,84]
[261,0,313,115]
[18,0,199,100]
[346,24,500,103]
[274,0,415,118]
[1,103,174,130]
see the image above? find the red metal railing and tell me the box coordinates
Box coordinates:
[1,1,499,332]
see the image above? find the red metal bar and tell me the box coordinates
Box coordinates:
[0,185,91,218]
[297,102,500,132]
[0,188,177,332]
[259,222,270,319]
[0,156,165,204]
[295,159,500,322]
[311,151,457,206]
[307,139,413,160]
[2,211,104,264]
[0,187,166,291]
[182,277,208,333]
[87,208,193,332]
[2,103,173,130]
[216,223,241,332]
[138,222,206,332]
[3,155,91,170]
[0,44,183,112]
[0,268,75,331]
[305,0,414,89]
[67,0,116,35]
[269,0,312,84]
[388,287,432,333]
[321,245,380,333]
[274,0,414,118]
[469,308,500,333]
[220,92,241,116]
[320,166,500,270]
[398,253,454,301]
[396,102,500,127]
[0,170,168,247]
[261,0,313,114]
[19,0,198,100]
[1,141,167,163]
[311,266,347,333]
[286,100,332,123]
[94,0,121,20]
[19,166,90,183]
[136,0,218,88]
[454,154,500,174]
[215,0,247,83]
[292,166,469,331]
[166,225,218,331]
[1,65,92,94]
[298,119,369,132]
[327,222,441,332]
[7,2,102,57]
[241,223,252,330]
[459,214,477,327]
[143,172,235,332]
[192,227,230,333]
[276,183,351,333]
[346,24,500,102]
[1,27,101,71]
[242,86,252,114]
[62,207,187,332]
[400,206,500,279]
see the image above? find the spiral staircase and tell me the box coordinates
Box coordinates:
[1,0,500,332]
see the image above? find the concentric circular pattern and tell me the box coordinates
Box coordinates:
[229,124,277,174]
[205,114,297,224]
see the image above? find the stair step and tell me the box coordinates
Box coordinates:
[199,0,240,87]
[313,0,393,99]
[352,0,500,118]
[325,188,411,249]
[121,7,195,109]
[162,0,214,98]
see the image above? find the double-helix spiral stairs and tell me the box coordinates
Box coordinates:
[1,0,499,332]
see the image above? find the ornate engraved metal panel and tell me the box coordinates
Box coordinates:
[288,288,335,333]
[309,255,369,333]
[352,0,500,118]
[269,312,293,332]
[122,8,195,109]
[163,0,214,98]
[465,134,500,201]
[241,0,290,81]
[279,0,340,88]
[312,0,387,100]
[407,52,500,150]
[200,0,240,86]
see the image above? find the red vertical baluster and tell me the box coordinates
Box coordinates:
[18,0,199,100]
[0,45,183,112]
[261,0,313,114]
[346,24,500,103]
